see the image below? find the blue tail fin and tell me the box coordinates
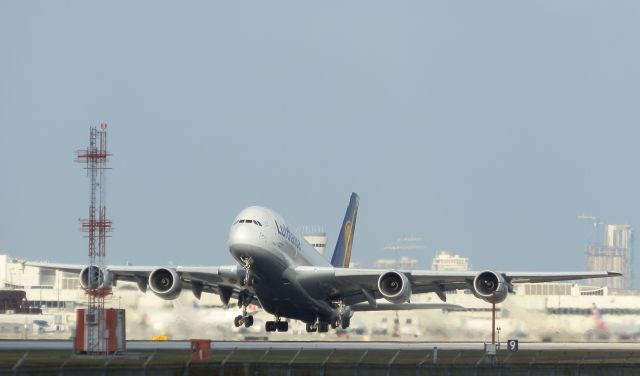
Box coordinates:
[330,193,359,268]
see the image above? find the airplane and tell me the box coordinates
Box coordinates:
[29,193,620,334]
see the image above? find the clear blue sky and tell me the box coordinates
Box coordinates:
[1,2,639,283]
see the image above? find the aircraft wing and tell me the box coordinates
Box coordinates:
[349,303,463,311]
[26,261,253,305]
[322,268,621,306]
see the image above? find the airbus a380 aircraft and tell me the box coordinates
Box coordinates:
[30,193,619,334]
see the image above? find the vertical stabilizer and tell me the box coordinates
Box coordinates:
[330,193,359,268]
[591,303,608,332]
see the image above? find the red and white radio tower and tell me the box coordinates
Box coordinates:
[76,123,112,354]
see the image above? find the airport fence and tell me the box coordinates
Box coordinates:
[5,363,640,376]
[3,347,640,375]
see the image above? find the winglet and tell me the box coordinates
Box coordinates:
[330,193,359,268]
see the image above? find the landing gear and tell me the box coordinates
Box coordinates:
[234,314,254,328]
[234,290,255,328]
[265,317,288,332]
[330,301,351,330]
[305,321,329,333]
[240,257,254,286]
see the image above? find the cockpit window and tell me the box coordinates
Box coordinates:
[235,219,262,226]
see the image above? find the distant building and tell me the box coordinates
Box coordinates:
[302,232,327,255]
[518,283,607,296]
[431,251,471,272]
[586,224,632,289]
[374,257,418,270]
[0,254,83,310]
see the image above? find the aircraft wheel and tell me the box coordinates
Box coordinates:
[277,321,288,332]
[341,318,350,329]
[305,323,317,333]
[244,315,253,328]
[331,319,339,329]
[233,315,242,327]
[266,321,277,332]
[318,322,329,333]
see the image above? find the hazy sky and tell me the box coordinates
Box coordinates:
[1,2,639,283]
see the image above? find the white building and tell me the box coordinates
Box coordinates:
[431,250,471,271]
[374,257,418,270]
[302,232,327,255]
[586,224,633,289]
[0,254,83,310]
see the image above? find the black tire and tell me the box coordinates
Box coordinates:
[265,321,276,332]
[246,315,254,327]
[277,321,288,332]
[319,322,329,332]
[233,316,242,327]
[305,323,316,333]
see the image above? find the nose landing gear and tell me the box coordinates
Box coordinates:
[233,314,254,328]
[240,257,254,286]
[234,290,255,328]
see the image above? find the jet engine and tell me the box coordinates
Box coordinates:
[377,271,411,304]
[148,268,182,300]
[79,266,112,290]
[472,270,508,303]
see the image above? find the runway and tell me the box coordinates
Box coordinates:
[1,339,639,351]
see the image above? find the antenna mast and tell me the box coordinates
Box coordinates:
[76,123,112,354]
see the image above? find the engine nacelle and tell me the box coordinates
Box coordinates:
[472,270,508,303]
[377,271,412,304]
[148,268,182,300]
[79,266,112,290]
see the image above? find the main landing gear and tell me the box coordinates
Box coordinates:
[305,321,329,333]
[305,306,351,333]
[265,317,288,332]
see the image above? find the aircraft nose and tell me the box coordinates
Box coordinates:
[229,225,250,247]
[228,223,261,250]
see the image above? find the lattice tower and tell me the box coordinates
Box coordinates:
[75,124,112,354]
